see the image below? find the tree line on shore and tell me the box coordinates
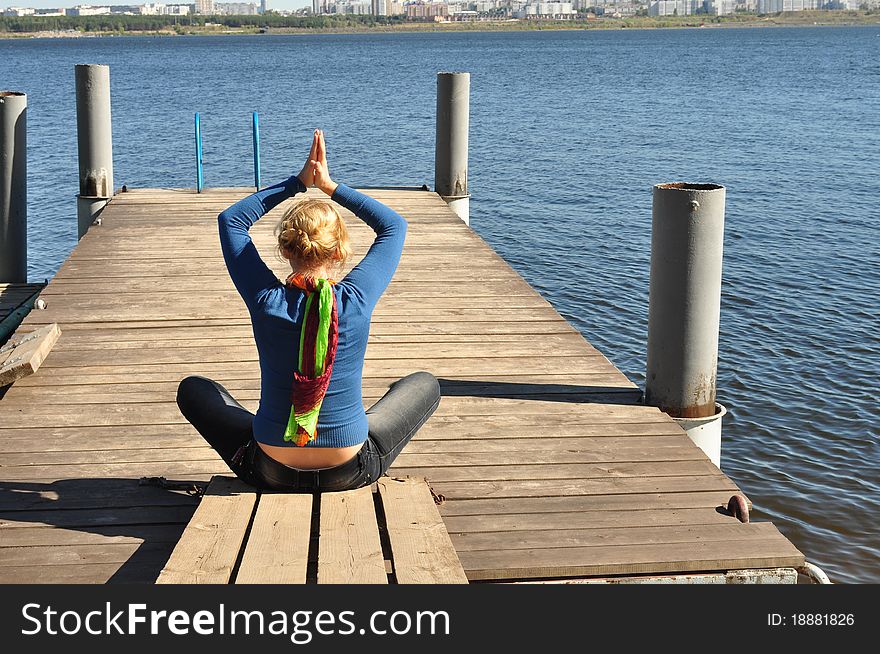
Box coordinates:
[1,9,877,34]
[0,14,410,33]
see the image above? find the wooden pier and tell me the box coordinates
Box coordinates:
[0,187,804,583]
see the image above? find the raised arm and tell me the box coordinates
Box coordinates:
[308,130,407,308]
[218,131,322,308]
[218,175,306,308]
[332,184,407,307]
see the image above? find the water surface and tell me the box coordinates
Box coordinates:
[1,27,878,582]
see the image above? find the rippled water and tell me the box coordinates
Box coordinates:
[2,27,878,582]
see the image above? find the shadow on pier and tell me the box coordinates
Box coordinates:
[0,478,199,583]
[437,378,643,405]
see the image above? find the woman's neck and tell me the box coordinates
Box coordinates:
[292,267,332,280]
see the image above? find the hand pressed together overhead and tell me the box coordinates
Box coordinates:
[297,129,338,197]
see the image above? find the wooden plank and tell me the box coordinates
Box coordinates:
[0,525,186,547]
[0,323,61,386]
[32,267,519,283]
[0,373,637,404]
[317,487,387,584]
[0,446,220,466]
[0,505,195,530]
[0,424,201,450]
[402,436,699,454]
[25,293,554,314]
[427,476,739,501]
[13,386,636,405]
[443,507,743,534]
[64,248,502,264]
[450,522,783,552]
[0,459,722,486]
[0,402,660,430]
[438,492,743,517]
[0,477,200,511]
[39,344,612,369]
[0,443,702,468]
[390,460,720,482]
[40,340,609,367]
[0,461,228,482]
[0,420,680,446]
[40,280,541,299]
[235,493,313,584]
[459,532,805,581]
[378,478,468,584]
[41,335,588,352]
[25,306,577,326]
[156,476,256,584]
[0,388,640,411]
[20,318,574,335]
[2,396,658,429]
[0,560,172,584]
[0,542,172,567]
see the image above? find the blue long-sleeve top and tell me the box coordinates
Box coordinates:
[217,175,407,447]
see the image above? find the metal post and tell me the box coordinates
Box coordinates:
[195,112,204,193]
[252,111,261,191]
[75,64,114,239]
[645,182,727,467]
[0,91,27,283]
[434,72,470,225]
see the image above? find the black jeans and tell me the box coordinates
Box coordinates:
[176,371,441,493]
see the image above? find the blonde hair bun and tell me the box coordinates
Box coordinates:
[276,199,352,270]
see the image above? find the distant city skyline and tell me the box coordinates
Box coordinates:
[6,0,313,11]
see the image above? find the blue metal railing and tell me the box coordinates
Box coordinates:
[194,112,204,193]
[252,111,261,191]
[193,112,263,192]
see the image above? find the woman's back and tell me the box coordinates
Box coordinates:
[249,280,373,450]
[217,176,407,466]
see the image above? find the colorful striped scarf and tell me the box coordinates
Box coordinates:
[283,273,339,447]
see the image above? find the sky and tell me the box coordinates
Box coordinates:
[11,1,313,10]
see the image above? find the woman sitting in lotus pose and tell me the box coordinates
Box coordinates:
[176,129,440,492]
